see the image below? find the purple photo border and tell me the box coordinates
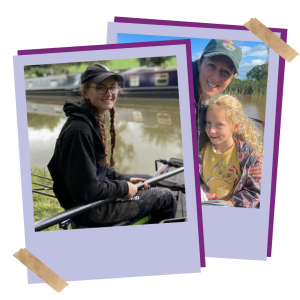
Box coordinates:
[114,16,285,33]
[18,39,206,268]
[113,16,287,258]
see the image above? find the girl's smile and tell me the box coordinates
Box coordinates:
[205,107,239,152]
[84,76,119,116]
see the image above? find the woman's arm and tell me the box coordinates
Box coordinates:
[249,157,263,180]
[106,166,131,181]
[61,130,129,204]
[230,157,261,208]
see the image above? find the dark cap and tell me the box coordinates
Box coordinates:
[81,64,124,84]
[200,39,242,74]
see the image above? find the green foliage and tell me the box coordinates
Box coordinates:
[225,78,267,95]
[161,56,177,68]
[24,57,176,78]
[105,58,140,70]
[246,63,268,81]
[137,56,174,66]
[31,167,64,231]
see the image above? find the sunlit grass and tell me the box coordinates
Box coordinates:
[31,167,64,231]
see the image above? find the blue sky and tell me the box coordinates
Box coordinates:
[117,34,269,79]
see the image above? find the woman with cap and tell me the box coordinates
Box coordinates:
[48,64,177,227]
[193,39,262,178]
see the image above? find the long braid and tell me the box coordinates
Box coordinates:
[109,107,116,167]
[84,98,108,165]
[99,117,107,153]
[81,83,117,167]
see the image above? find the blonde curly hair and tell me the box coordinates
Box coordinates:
[199,94,263,157]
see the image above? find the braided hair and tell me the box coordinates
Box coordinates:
[80,82,116,167]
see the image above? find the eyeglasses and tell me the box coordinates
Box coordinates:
[89,85,120,95]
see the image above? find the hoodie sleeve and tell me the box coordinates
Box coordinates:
[61,129,129,204]
[106,167,131,181]
[229,153,260,208]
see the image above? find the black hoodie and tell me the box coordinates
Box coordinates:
[48,99,130,215]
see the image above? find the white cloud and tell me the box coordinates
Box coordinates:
[192,51,202,61]
[239,59,266,71]
[237,59,266,79]
[240,44,268,58]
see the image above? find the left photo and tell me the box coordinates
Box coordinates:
[14,41,204,282]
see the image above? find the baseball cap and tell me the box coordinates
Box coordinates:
[200,39,242,74]
[81,64,124,84]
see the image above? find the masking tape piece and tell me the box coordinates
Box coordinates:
[244,18,299,62]
[13,248,68,293]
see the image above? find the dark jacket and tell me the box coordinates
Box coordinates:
[192,60,210,150]
[192,60,200,111]
[47,99,130,213]
[199,138,260,208]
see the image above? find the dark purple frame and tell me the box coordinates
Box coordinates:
[113,16,287,258]
[18,39,206,267]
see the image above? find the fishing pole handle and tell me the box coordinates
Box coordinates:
[156,159,183,169]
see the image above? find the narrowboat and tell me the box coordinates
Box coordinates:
[117,66,178,99]
[25,66,179,99]
[25,75,67,96]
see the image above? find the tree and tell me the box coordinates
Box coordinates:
[246,63,268,81]
[137,57,170,66]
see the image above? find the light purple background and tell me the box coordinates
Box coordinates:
[107,21,280,260]
[14,42,202,283]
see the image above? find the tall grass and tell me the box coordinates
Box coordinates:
[31,167,64,231]
[225,79,267,95]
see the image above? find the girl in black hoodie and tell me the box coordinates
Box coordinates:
[48,64,177,227]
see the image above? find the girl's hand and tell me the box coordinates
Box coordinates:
[125,182,138,198]
[249,157,263,178]
[205,192,217,200]
[129,178,150,189]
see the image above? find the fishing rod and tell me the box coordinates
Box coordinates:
[32,182,53,189]
[31,173,53,181]
[251,117,264,124]
[34,166,184,232]
[155,158,183,171]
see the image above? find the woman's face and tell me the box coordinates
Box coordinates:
[199,56,236,101]
[84,76,119,116]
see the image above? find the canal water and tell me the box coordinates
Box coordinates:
[27,95,183,175]
[26,94,266,174]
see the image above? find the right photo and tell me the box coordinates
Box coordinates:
[194,39,265,209]
[110,17,285,261]
[117,35,267,209]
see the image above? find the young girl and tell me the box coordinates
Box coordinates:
[198,94,263,208]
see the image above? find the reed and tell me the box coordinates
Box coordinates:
[225,79,267,95]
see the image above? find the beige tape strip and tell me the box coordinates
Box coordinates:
[13,248,68,293]
[244,18,299,62]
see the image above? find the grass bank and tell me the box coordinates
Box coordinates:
[31,167,64,231]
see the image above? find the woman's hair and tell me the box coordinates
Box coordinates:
[80,81,116,167]
[199,94,263,157]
